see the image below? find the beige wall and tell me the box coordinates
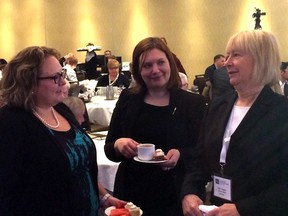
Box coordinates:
[0,0,287,85]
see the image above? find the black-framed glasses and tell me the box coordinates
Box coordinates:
[37,69,67,84]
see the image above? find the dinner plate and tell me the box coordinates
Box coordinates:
[133,156,167,164]
[105,206,143,216]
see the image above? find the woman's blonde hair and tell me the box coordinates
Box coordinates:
[0,46,60,110]
[107,59,120,69]
[226,30,280,86]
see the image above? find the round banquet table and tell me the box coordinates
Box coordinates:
[93,137,119,192]
[85,96,118,126]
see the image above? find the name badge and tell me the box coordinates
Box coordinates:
[213,174,232,201]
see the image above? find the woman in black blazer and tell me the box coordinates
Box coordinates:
[96,59,130,88]
[182,30,288,216]
[104,37,205,216]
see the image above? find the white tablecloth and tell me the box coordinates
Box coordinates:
[94,138,119,192]
[86,96,118,126]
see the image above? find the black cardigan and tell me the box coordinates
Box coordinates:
[96,73,130,88]
[0,103,99,216]
[104,88,205,214]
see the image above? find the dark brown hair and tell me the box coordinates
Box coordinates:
[131,37,180,93]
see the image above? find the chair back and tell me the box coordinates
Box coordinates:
[193,74,206,94]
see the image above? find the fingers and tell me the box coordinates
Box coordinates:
[122,144,137,158]
[163,167,173,171]
[160,161,175,171]
[182,195,204,216]
[115,138,139,158]
[160,149,180,169]
[166,149,180,161]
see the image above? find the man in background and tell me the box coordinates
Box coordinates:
[204,54,226,84]
[203,54,226,102]
[210,66,234,100]
[279,62,288,96]
[102,50,116,74]
[85,43,100,79]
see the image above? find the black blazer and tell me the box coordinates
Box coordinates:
[105,88,205,162]
[0,103,98,216]
[96,73,130,88]
[182,85,288,216]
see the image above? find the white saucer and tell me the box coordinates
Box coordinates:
[133,156,167,164]
[105,206,143,216]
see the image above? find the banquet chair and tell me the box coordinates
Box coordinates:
[193,74,206,95]
[68,82,82,97]
[76,70,86,81]
[81,99,109,132]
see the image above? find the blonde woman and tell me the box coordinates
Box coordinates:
[182,30,288,216]
[96,59,130,88]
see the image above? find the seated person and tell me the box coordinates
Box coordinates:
[179,72,189,90]
[96,59,130,88]
[101,51,116,74]
[59,52,74,66]
[0,58,7,80]
[64,57,88,96]
[64,56,78,82]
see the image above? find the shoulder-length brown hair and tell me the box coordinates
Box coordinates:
[0,46,60,110]
[131,37,180,93]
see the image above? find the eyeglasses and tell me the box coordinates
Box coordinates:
[38,69,67,84]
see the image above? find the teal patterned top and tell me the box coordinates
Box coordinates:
[50,125,99,216]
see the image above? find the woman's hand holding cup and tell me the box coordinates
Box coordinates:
[114,138,139,158]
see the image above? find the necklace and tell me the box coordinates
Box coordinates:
[109,73,119,85]
[33,107,60,129]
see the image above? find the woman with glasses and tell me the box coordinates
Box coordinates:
[96,59,130,88]
[0,46,125,215]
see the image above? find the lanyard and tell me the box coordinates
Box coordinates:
[219,105,249,175]
[109,73,119,86]
[219,128,231,176]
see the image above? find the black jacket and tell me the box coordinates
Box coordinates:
[0,103,99,216]
[182,86,288,216]
[104,88,205,215]
[96,73,130,88]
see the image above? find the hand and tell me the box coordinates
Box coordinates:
[101,195,127,209]
[182,194,203,216]
[114,138,139,158]
[206,204,240,216]
[160,149,180,171]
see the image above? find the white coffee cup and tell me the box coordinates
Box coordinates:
[137,143,155,161]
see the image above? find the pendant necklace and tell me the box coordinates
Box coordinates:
[33,107,60,129]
